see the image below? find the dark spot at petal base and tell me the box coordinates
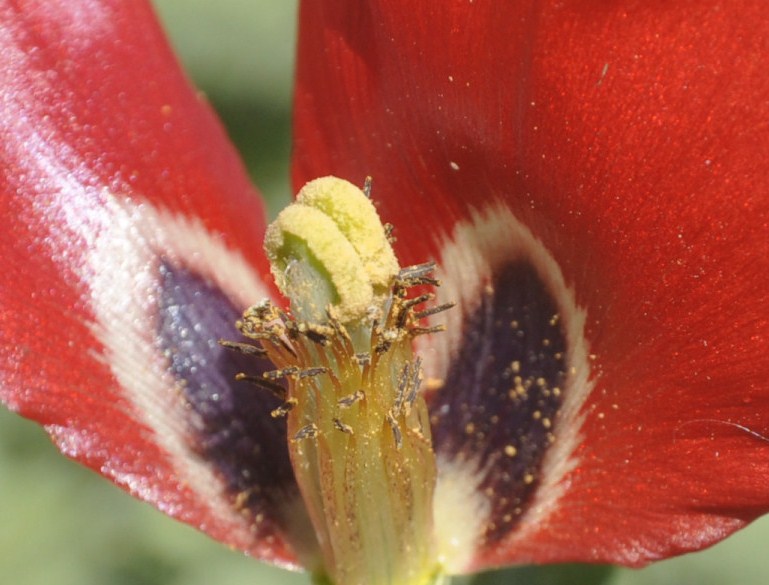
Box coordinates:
[157,261,298,529]
[430,260,566,543]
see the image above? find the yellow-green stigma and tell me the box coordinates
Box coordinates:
[237,177,451,585]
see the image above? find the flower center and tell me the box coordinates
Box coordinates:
[229,177,451,585]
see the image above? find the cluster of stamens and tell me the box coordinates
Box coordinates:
[221,261,452,585]
[222,261,453,447]
[221,176,453,585]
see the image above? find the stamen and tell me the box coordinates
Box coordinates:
[297,322,334,345]
[386,411,403,449]
[406,356,423,407]
[374,339,392,355]
[396,294,435,328]
[234,373,286,399]
[401,293,434,310]
[217,339,267,356]
[271,398,298,418]
[326,307,352,341]
[227,177,454,585]
[409,324,447,337]
[393,363,411,417]
[413,302,457,320]
[384,223,396,244]
[299,366,328,379]
[398,261,437,280]
[333,418,354,435]
[263,366,301,380]
[397,262,441,288]
[338,390,365,408]
[292,423,319,441]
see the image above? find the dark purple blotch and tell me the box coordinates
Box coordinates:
[429,260,567,543]
[157,260,300,533]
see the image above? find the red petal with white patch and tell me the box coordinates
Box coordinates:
[0,1,309,567]
[292,0,769,571]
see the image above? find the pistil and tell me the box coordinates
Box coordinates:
[230,177,452,585]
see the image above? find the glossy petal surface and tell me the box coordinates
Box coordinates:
[293,0,769,570]
[0,0,305,566]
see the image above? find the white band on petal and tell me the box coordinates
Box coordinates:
[84,196,281,554]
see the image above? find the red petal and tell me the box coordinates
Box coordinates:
[0,1,303,566]
[293,0,769,569]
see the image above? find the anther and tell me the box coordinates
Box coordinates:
[217,340,267,356]
[234,373,286,399]
[386,411,403,450]
[293,423,319,441]
[302,328,329,345]
[326,307,352,341]
[396,262,441,287]
[263,366,301,380]
[333,418,354,435]
[338,390,365,408]
[271,398,298,418]
[396,294,434,328]
[398,262,436,280]
[402,293,433,310]
[384,223,396,244]
[299,367,328,379]
[297,322,336,345]
[363,176,373,198]
[413,302,456,320]
[406,356,423,407]
[409,324,447,337]
[393,363,411,417]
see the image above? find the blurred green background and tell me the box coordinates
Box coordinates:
[2,1,768,584]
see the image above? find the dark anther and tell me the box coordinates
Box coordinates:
[218,340,267,356]
[338,390,365,408]
[333,418,354,435]
[234,373,287,399]
[401,294,434,310]
[299,367,328,379]
[413,302,456,320]
[263,366,301,380]
[409,325,447,337]
[386,412,403,450]
[393,363,411,416]
[406,356,423,405]
[293,423,319,441]
[303,328,329,345]
[398,262,437,280]
[384,223,396,244]
[271,398,298,419]
[396,293,434,328]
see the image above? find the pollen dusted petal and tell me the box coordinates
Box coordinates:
[431,260,566,542]
[425,204,591,573]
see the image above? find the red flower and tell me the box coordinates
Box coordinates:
[2,0,769,583]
